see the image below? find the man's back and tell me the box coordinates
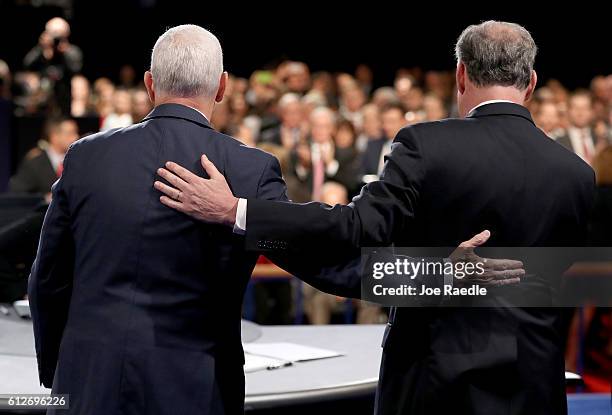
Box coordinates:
[29,104,286,415]
[378,102,594,415]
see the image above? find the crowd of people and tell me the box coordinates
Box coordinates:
[0,17,610,391]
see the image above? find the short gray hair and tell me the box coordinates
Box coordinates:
[151,24,223,98]
[455,21,537,90]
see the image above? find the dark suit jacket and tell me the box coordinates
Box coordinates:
[361,137,388,176]
[244,103,595,415]
[9,149,58,195]
[28,104,287,415]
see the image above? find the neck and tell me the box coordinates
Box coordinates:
[461,86,527,117]
[155,96,214,120]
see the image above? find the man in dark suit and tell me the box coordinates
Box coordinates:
[9,117,79,197]
[28,25,286,415]
[360,103,406,179]
[157,22,595,414]
[555,90,598,164]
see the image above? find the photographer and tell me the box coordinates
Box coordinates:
[23,17,83,115]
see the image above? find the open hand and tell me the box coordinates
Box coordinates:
[451,230,525,287]
[154,155,238,226]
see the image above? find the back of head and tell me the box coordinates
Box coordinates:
[455,20,537,90]
[151,25,223,99]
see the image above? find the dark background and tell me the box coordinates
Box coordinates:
[0,1,610,89]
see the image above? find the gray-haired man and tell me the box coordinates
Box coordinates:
[157,21,595,414]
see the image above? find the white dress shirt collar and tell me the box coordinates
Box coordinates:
[468,99,516,114]
[185,105,209,123]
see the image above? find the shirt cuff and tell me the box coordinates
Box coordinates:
[233,198,247,235]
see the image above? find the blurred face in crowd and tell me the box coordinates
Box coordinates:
[423,94,447,121]
[49,120,79,154]
[320,182,349,205]
[113,90,132,115]
[310,109,336,143]
[312,72,334,95]
[230,93,248,118]
[535,102,560,135]
[235,123,256,147]
[119,65,136,86]
[355,64,373,87]
[285,62,310,93]
[343,87,366,112]
[335,122,356,149]
[362,104,382,138]
[94,78,115,103]
[404,87,424,112]
[382,107,406,140]
[71,75,90,101]
[394,76,413,100]
[372,87,398,109]
[132,89,152,121]
[336,73,356,94]
[568,94,593,128]
[281,100,303,129]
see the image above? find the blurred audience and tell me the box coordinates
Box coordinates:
[3,31,612,345]
[101,89,133,131]
[9,116,79,199]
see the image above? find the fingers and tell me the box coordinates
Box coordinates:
[201,154,223,180]
[482,258,524,271]
[159,195,186,212]
[459,230,491,248]
[165,161,199,183]
[477,268,525,281]
[488,277,521,286]
[154,181,181,200]
[157,167,189,190]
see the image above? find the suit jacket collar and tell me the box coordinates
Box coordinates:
[143,103,212,129]
[467,102,534,125]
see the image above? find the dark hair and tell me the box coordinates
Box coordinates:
[381,102,406,116]
[43,116,73,141]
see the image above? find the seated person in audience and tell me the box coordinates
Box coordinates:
[423,93,448,121]
[292,107,343,200]
[557,90,598,163]
[9,116,79,198]
[259,93,306,149]
[361,103,405,178]
[302,181,351,324]
[131,89,153,122]
[70,75,97,117]
[333,119,362,196]
[93,77,115,118]
[356,103,383,152]
[534,100,564,139]
[101,88,133,131]
[302,181,387,324]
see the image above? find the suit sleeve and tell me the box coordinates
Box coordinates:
[248,128,426,298]
[27,150,76,388]
[246,126,425,251]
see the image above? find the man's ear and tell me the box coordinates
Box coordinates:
[215,72,228,103]
[524,70,538,102]
[456,62,466,95]
[144,71,155,103]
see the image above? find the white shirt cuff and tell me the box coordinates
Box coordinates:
[233,198,248,234]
